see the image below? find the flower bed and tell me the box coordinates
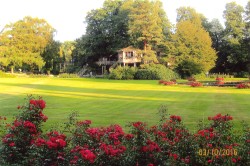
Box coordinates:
[0,97,249,165]
[215,77,225,86]
[190,81,203,87]
[236,83,250,89]
[158,80,175,86]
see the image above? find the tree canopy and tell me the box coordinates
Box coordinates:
[0,16,55,72]
[168,20,217,74]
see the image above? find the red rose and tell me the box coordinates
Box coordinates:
[207,159,212,163]
[9,142,15,147]
[232,158,237,163]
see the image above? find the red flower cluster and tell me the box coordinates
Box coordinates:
[216,77,224,85]
[23,121,37,134]
[236,83,250,89]
[158,80,175,86]
[70,146,96,164]
[29,99,46,109]
[208,113,233,121]
[132,121,146,130]
[190,81,203,87]
[170,115,181,122]
[45,131,67,149]
[85,127,103,140]
[196,129,215,139]
[77,120,92,126]
[141,140,161,152]
[79,149,96,163]
[170,153,178,160]
[216,77,224,81]
[100,143,126,156]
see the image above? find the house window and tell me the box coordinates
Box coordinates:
[125,51,133,58]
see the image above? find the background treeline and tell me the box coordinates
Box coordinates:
[0,0,249,78]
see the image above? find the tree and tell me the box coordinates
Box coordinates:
[168,20,217,75]
[0,16,54,73]
[222,2,247,72]
[223,2,245,45]
[176,7,203,26]
[128,0,170,52]
[59,41,76,72]
[84,0,130,65]
[41,40,61,75]
[244,1,250,73]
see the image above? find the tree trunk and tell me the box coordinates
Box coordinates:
[10,66,14,74]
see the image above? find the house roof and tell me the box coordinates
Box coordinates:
[118,46,140,52]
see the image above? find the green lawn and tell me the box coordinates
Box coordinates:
[0,77,249,132]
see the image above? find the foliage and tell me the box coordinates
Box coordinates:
[41,40,61,75]
[128,0,170,52]
[82,0,131,65]
[0,16,55,73]
[0,98,249,165]
[59,41,76,73]
[176,60,204,78]
[134,64,179,80]
[109,66,137,80]
[167,19,217,74]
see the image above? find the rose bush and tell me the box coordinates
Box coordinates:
[0,97,249,165]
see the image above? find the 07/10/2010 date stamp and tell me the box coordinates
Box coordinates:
[198,148,238,156]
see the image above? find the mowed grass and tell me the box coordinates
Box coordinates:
[0,77,249,132]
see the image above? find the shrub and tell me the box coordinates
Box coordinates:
[216,77,224,86]
[0,96,48,165]
[158,80,175,86]
[109,66,137,80]
[176,60,203,78]
[190,81,203,87]
[135,64,179,80]
[236,83,250,89]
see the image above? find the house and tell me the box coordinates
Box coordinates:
[117,46,142,67]
[96,46,142,74]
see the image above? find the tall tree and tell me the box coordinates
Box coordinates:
[176,7,203,27]
[244,1,250,73]
[223,2,246,72]
[168,20,217,75]
[205,19,227,72]
[0,16,54,73]
[128,0,171,63]
[128,0,170,51]
[223,2,245,45]
[84,0,130,65]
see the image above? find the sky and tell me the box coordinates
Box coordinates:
[0,0,249,42]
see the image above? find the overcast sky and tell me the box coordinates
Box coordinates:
[0,0,248,42]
